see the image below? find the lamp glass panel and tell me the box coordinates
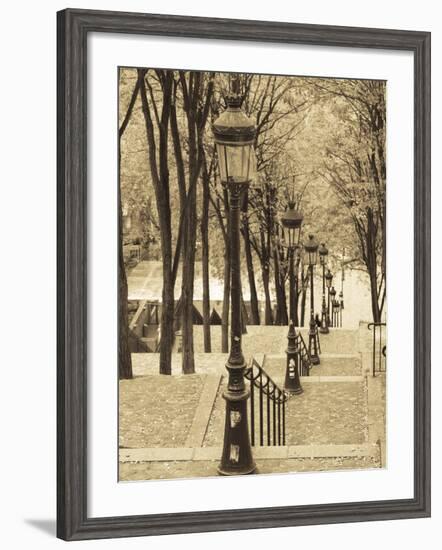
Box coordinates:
[288,227,294,248]
[306,250,317,266]
[216,143,255,183]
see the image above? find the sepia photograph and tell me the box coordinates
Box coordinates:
[118,67,387,482]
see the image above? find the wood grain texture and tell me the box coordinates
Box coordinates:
[56,8,431,541]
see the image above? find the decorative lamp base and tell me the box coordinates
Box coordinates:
[309,316,321,365]
[320,297,329,334]
[284,356,303,394]
[319,320,329,334]
[284,382,303,395]
[218,383,255,476]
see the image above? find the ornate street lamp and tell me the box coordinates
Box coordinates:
[325,269,333,327]
[318,243,329,334]
[212,75,256,476]
[280,202,303,324]
[280,202,303,394]
[304,234,320,365]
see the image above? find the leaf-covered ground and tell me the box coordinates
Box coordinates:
[119,374,205,448]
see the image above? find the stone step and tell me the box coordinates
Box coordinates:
[120,442,378,463]
[131,352,229,376]
[193,325,287,355]
[204,376,367,447]
[131,351,361,377]
[192,326,359,355]
[264,353,361,377]
[297,328,358,354]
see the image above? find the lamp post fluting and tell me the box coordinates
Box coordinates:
[212,76,256,476]
[280,201,303,394]
[304,234,320,365]
[325,269,333,328]
[318,243,329,334]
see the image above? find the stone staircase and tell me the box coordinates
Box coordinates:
[121,324,386,480]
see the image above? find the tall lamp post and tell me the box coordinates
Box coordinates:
[304,234,320,365]
[212,76,256,476]
[280,201,303,394]
[329,286,337,328]
[339,259,345,327]
[318,243,329,334]
[325,269,333,327]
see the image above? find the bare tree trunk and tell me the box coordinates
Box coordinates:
[118,191,133,379]
[273,249,288,325]
[300,289,307,327]
[208,187,230,353]
[117,72,141,380]
[262,263,273,325]
[177,72,213,373]
[366,228,381,322]
[242,218,260,325]
[359,208,382,323]
[294,260,300,326]
[221,242,231,353]
[201,171,211,352]
[181,184,197,373]
[241,290,248,335]
[138,69,174,375]
[160,270,175,373]
[279,278,288,325]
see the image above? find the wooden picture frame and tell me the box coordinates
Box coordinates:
[57,8,431,541]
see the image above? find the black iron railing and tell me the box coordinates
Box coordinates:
[245,358,288,447]
[298,332,313,376]
[368,322,387,376]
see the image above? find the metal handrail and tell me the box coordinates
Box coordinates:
[245,357,288,447]
[298,332,313,376]
[368,322,387,376]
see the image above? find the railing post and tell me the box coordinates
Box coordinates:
[250,366,255,446]
[277,395,281,445]
[259,371,264,446]
[369,322,386,376]
[266,386,271,446]
[272,388,276,445]
[379,324,382,373]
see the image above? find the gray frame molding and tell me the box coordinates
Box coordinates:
[57,8,431,541]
